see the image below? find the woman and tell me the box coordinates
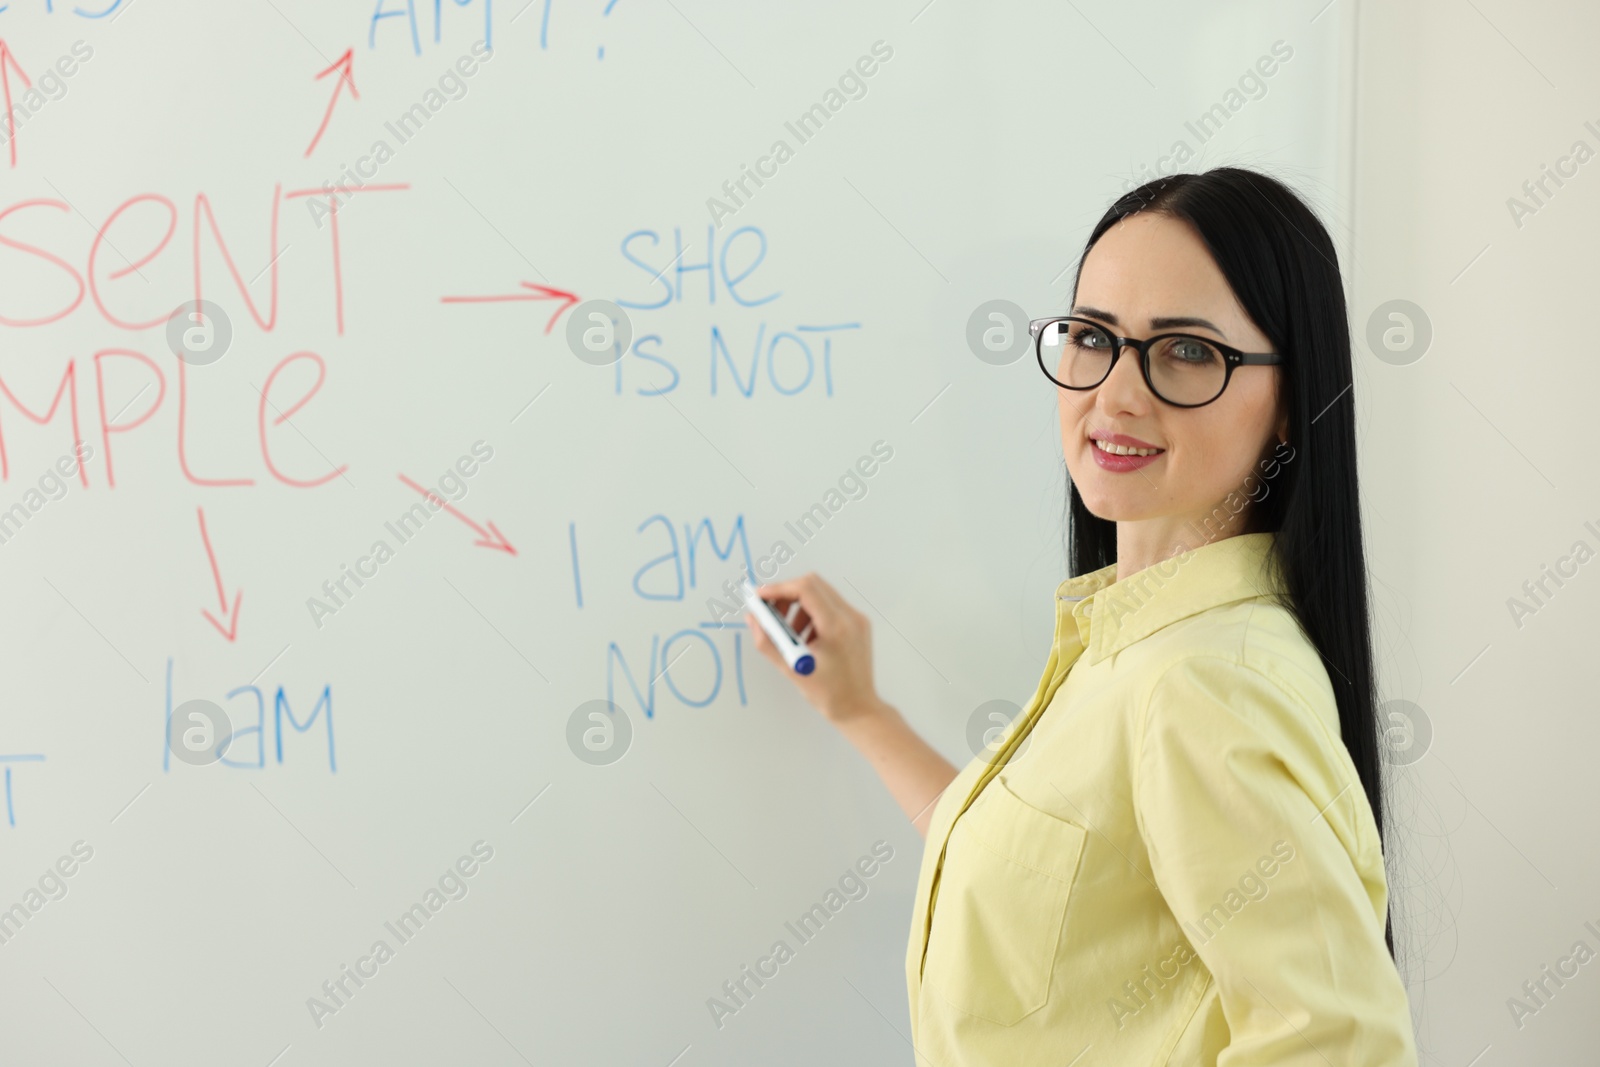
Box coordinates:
[745,168,1417,1065]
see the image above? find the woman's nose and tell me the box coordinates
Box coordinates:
[1096,342,1151,410]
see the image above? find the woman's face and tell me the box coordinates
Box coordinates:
[1059,212,1286,546]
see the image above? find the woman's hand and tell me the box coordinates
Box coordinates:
[745,571,960,838]
[744,572,883,727]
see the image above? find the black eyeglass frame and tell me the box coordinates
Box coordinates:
[1028,315,1285,408]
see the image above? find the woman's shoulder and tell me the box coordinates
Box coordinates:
[1131,596,1382,865]
[1137,594,1338,734]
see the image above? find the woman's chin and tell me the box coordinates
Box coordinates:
[1077,493,1142,522]
[1072,479,1168,523]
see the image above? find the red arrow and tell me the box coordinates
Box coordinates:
[305,48,358,158]
[197,508,243,641]
[0,40,33,169]
[397,474,517,555]
[441,282,581,335]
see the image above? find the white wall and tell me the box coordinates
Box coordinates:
[1351,0,1600,1061]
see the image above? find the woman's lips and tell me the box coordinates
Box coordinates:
[1090,430,1162,450]
[1089,435,1165,473]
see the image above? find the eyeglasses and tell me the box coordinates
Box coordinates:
[1029,315,1284,408]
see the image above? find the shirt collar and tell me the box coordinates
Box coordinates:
[1052,531,1285,664]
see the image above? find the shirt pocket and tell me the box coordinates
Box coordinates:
[920,775,1089,1026]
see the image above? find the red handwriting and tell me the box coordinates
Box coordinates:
[197,507,243,641]
[0,199,83,326]
[0,360,84,486]
[194,186,281,332]
[0,40,31,168]
[441,282,580,335]
[283,183,409,335]
[0,348,350,490]
[91,194,178,330]
[305,49,358,158]
[397,474,516,554]
[0,183,409,489]
[259,352,347,488]
[92,349,163,486]
[0,183,410,334]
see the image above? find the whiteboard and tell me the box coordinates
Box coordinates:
[0,1,1347,1063]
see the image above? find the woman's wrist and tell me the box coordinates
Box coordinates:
[828,692,894,731]
[834,697,917,761]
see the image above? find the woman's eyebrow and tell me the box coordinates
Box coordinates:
[1070,305,1227,336]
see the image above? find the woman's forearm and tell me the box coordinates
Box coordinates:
[836,697,960,839]
[739,575,961,839]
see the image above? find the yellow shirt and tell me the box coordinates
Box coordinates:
[905,531,1416,1066]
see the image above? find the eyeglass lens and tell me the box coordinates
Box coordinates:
[1039,318,1227,406]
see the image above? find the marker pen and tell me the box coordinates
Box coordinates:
[742,579,815,675]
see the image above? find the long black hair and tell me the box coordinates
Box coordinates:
[1064,167,1395,957]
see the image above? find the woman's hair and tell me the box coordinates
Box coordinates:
[1065,167,1395,957]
